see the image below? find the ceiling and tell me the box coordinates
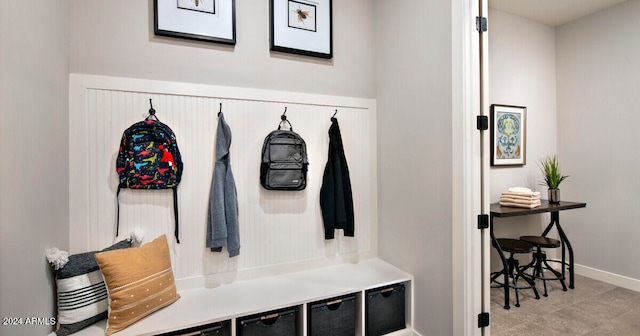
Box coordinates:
[489,0,629,26]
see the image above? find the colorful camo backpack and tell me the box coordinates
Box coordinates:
[116,102,183,242]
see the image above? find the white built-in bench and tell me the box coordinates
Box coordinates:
[75,258,415,336]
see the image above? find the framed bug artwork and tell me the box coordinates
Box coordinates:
[270,0,333,59]
[154,0,236,45]
[490,104,527,166]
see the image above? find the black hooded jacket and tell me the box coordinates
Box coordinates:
[320,117,354,239]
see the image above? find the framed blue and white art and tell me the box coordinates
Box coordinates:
[490,104,527,166]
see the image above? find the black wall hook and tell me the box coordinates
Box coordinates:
[218,103,222,117]
[332,109,338,119]
[149,99,156,116]
[278,107,292,131]
[146,99,160,121]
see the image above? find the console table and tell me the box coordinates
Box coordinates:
[490,200,586,309]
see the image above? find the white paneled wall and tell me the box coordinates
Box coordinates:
[69,74,377,282]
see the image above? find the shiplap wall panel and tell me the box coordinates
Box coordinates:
[69,75,376,281]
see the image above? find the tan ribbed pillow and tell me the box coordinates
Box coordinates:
[95,234,180,335]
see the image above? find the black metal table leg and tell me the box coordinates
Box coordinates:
[541,211,574,289]
[555,218,574,289]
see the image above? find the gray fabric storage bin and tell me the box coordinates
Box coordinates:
[157,320,228,336]
[237,307,298,336]
[308,294,357,336]
[365,284,406,336]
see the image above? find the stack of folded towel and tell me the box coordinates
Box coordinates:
[500,187,541,208]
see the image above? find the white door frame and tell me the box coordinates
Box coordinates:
[478,0,491,334]
[452,0,489,334]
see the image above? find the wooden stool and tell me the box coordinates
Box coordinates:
[520,235,568,297]
[490,238,540,307]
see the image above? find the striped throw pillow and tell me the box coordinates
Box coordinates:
[52,239,133,336]
[95,234,180,335]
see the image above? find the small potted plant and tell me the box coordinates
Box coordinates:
[538,155,569,203]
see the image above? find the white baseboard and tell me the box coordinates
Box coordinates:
[574,263,640,292]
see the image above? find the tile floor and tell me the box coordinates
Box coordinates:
[490,274,640,335]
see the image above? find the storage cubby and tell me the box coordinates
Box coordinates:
[365,284,406,336]
[157,320,231,336]
[308,293,357,336]
[237,306,301,336]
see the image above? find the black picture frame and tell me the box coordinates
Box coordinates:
[490,104,527,166]
[270,0,333,59]
[154,0,236,45]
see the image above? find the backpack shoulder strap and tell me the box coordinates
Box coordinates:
[116,185,122,237]
[173,187,180,244]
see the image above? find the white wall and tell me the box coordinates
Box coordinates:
[69,0,375,99]
[488,9,559,270]
[0,1,69,335]
[374,0,454,334]
[556,0,640,282]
